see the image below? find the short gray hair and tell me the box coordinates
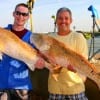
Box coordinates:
[56,7,72,18]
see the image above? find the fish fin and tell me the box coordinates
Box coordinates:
[51,66,62,81]
[45,62,62,81]
[52,65,62,73]
[44,61,62,72]
[52,73,59,81]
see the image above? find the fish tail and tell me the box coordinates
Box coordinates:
[52,73,59,81]
[89,71,100,90]
[94,73,100,90]
[97,73,100,90]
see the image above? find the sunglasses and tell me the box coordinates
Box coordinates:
[15,11,29,17]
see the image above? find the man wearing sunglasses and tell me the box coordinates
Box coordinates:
[0,3,45,100]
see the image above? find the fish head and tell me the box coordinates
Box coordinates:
[30,33,52,51]
[30,33,69,67]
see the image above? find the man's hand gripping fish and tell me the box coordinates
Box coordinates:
[30,33,100,89]
[0,27,40,71]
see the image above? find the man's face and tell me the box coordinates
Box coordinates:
[56,11,72,32]
[13,6,29,26]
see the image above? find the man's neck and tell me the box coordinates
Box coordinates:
[57,30,71,36]
[12,25,24,31]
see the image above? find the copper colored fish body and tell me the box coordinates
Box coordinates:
[0,27,38,71]
[30,33,100,89]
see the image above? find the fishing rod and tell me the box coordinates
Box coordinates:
[27,0,35,32]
